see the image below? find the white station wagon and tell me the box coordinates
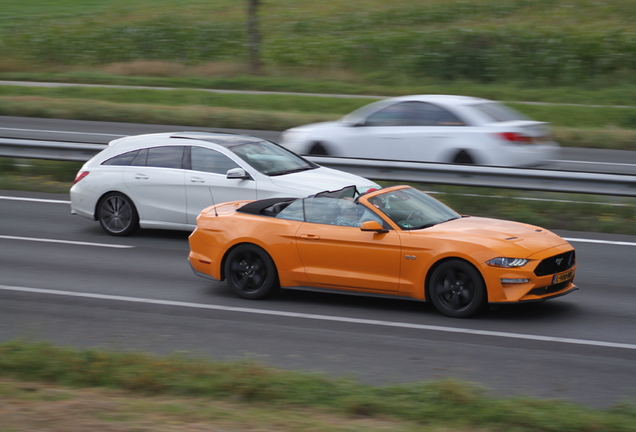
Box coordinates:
[70,132,379,236]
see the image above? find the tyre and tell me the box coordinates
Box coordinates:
[308,142,329,155]
[428,259,486,318]
[452,150,474,164]
[97,192,139,236]
[224,244,279,299]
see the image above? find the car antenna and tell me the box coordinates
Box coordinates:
[208,187,219,217]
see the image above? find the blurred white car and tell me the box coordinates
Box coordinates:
[280,95,559,166]
[70,132,379,236]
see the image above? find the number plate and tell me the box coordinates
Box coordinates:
[552,269,573,284]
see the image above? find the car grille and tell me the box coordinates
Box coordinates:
[528,281,570,297]
[534,251,575,277]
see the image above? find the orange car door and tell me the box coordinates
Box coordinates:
[295,222,402,292]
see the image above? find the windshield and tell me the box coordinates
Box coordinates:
[340,99,392,124]
[368,188,461,230]
[229,140,317,176]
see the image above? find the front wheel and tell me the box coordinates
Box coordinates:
[308,142,329,155]
[224,244,280,299]
[97,192,139,236]
[428,259,485,318]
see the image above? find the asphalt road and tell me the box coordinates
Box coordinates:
[1,189,636,409]
[2,115,636,174]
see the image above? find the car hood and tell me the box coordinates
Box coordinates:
[286,121,340,134]
[420,216,569,258]
[268,166,379,194]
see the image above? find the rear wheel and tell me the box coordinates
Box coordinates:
[224,244,279,299]
[452,150,474,164]
[428,259,485,318]
[97,192,139,236]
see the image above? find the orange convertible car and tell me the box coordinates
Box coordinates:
[188,185,577,317]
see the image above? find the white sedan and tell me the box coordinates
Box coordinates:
[280,95,559,167]
[70,131,379,236]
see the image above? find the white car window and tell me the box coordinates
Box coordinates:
[469,102,531,123]
[190,146,240,175]
[365,101,464,127]
[102,150,139,166]
[229,140,316,176]
[146,146,185,169]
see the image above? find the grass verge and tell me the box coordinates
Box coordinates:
[1,340,635,432]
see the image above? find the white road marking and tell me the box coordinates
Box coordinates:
[440,192,631,207]
[563,237,636,247]
[0,195,70,204]
[555,159,636,167]
[1,284,636,351]
[0,235,133,249]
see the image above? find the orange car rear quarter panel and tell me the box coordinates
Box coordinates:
[191,210,310,285]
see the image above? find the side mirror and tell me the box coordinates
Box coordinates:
[360,220,388,233]
[226,168,250,180]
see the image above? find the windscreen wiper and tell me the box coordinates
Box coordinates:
[269,166,315,176]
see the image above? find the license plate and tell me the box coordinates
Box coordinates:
[552,269,573,284]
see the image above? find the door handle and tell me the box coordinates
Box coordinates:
[189,177,206,183]
[299,234,320,240]
[134,174,149,180]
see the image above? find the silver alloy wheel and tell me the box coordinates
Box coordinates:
[98,193,139,236]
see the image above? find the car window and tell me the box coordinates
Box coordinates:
[368,188,460,230]
[469,102,531,123]
[102,150,139,166]
[190,146,240,175]
[145,146,185,169]
[365,101,464,127]
[299,197,384,227]
[303,197,343,224]
[130,148,148,166]
[275,199,304,221]
[229,140,316,176]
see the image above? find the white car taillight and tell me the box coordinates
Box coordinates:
[73,171,89,185]
[497,132,533,144]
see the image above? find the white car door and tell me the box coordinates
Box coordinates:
[185,146,257,224]
[121,146,187,225]
[346,101,466,162]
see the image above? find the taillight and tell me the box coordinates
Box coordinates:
[73,171,89,184]
[497,132,533,144]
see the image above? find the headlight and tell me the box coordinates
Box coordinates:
[486,257,528,268]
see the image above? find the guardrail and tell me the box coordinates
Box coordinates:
[1,138,635,197]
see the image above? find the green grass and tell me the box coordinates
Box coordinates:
[1,0,636,87]
[2,85,636,130]
[1,340,635,432]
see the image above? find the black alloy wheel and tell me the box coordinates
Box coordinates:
[224,244,279,299]
[97,192,139,236]
[429,259,486,318]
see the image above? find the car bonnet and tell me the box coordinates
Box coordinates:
[267,166,379,194]
[416,216,570,258]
